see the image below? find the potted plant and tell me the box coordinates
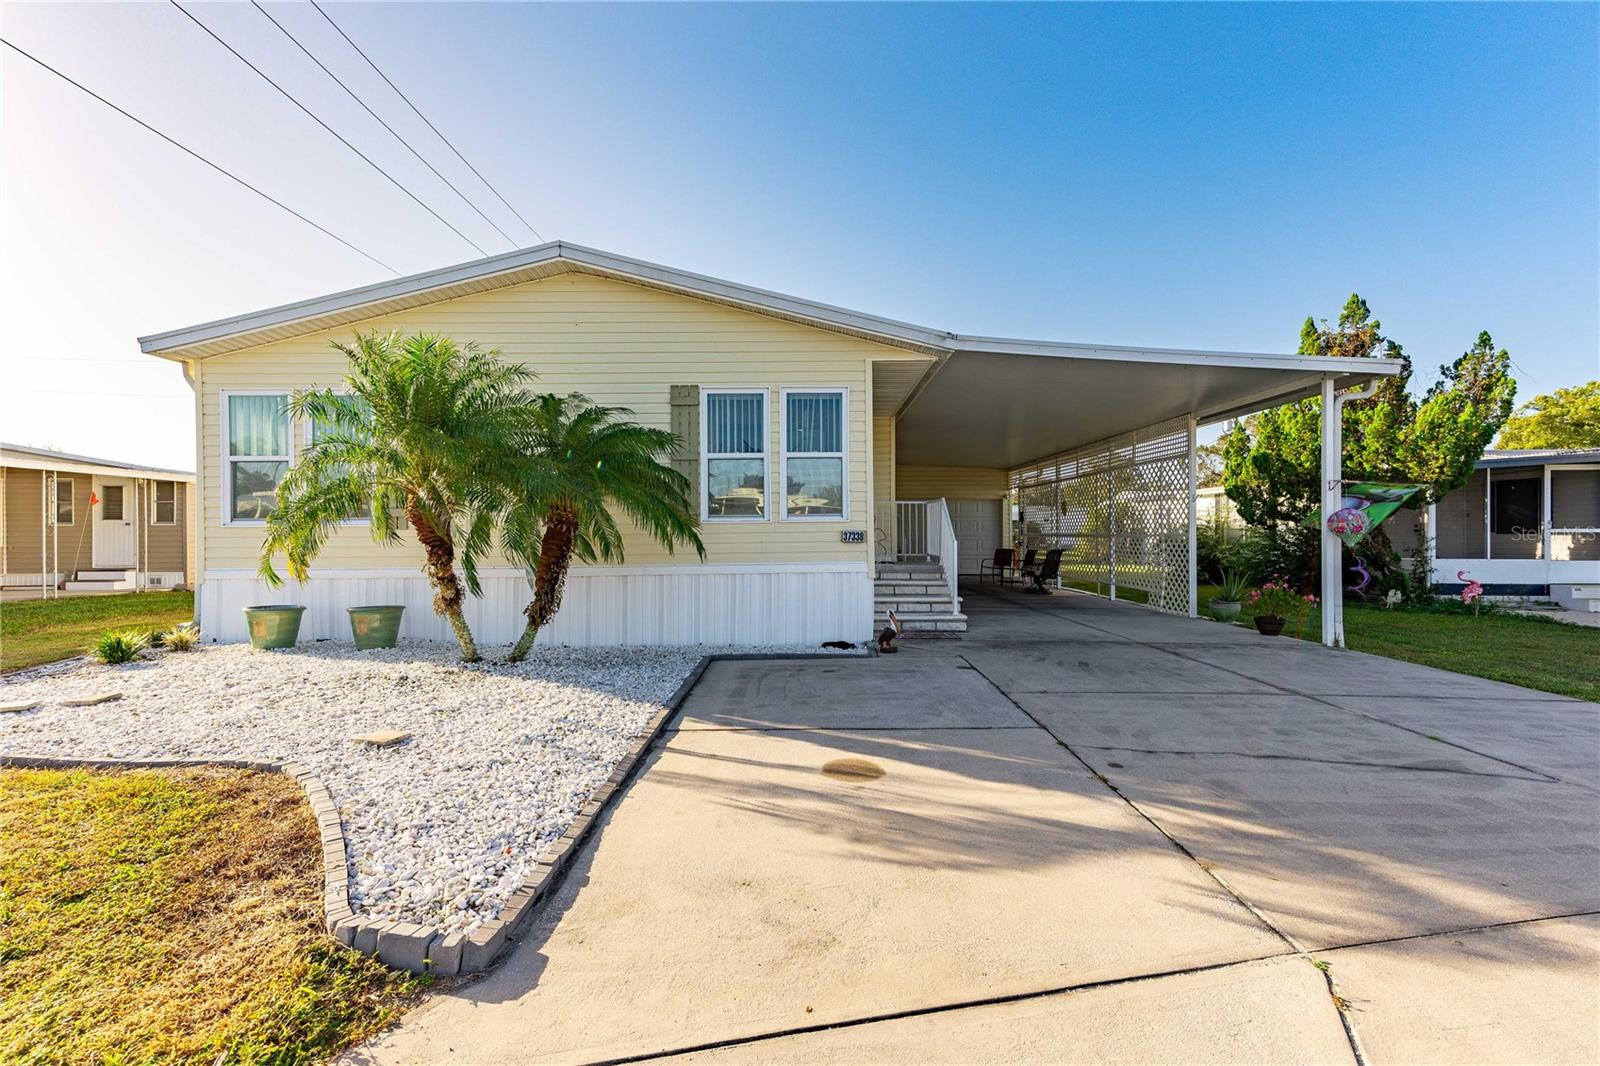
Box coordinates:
[243,605,307,650]
[1209,567,1249,622]
[1245,581,1316,636]
[348,605,405,650]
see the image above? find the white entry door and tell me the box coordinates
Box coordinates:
[93,478,136,567]
[950,498,1004,575]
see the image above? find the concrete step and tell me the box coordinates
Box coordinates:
[876,600,958,614]
[874,582,949,595]
[64,579,136,591]
[873,593,955,605]
[877,570,945,582]
[876,612,968,633]
[74,569,133,580]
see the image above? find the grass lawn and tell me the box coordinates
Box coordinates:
[0,766,422,1063]
[1197,583,1600,702]
[0,591,195,673]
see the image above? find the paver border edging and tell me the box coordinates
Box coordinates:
[0,650,867,977]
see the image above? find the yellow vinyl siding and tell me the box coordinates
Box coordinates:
[872,417,895,505]
[895,464,1009,500]
[200,273,899,571]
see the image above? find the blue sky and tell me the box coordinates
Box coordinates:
[3,2,1596,468]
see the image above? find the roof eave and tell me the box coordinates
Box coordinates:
[138,241,957,362]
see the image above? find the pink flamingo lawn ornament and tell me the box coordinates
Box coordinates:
[1457,570,1484,616]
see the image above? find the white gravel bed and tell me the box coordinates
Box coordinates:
[0,641,858,935]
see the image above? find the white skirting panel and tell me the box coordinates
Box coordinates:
[198,564,874,647]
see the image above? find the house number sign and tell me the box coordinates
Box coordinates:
[840,530,866,543]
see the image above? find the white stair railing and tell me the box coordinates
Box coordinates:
[895,500,929,560]
[925,497,960,611]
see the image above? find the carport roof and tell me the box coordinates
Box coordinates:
[138,241,1403,467]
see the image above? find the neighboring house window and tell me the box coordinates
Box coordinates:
[54,478,74,525]
[782,389,846,519]
[226,392,289,522]
[1491,477,1540,536]
[306,403,372,520]
[102,484,124,521]
[703,390,767,520]
[152,481,177,525]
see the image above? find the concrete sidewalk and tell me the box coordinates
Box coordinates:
[349,586,1600,1065]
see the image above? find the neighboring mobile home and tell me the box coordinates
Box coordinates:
[138,242,1400,647]
[0,443,195,594]
[1186,451,1600,610]
[1430,448,1600,608]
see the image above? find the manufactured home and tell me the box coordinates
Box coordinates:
[1430,448,1600,609]
[138,242,1401,647]
[1196,450,1600,610]
[0,443,195,595]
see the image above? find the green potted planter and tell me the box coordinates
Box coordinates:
[1209,599,1242,622]
[1209,566,1249,624]
[243,605,306,650]
[348,605,405,650]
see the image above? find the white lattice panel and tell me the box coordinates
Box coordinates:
[1011,418,1195,615]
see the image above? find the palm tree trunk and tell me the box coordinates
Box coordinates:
[506,504,578,663]
[406,498,481,663]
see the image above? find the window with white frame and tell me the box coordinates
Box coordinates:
[54,478,74,525]
[152,480,177,525]
[782,389,846,519]
[306,400,372,520]
[703,390,767,520]
[225,392,289,522]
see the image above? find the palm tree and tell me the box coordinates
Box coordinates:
[258,331,534,662]
[501,393,704,662]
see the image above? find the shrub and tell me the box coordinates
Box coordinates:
[89,629,152,665]
[1234,525,1317,590]
[162,625,200,651]
[1196,517,1236,583]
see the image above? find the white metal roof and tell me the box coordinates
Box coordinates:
[137,240,1404,470]
[1478,448,1600,469]
[1,442,195,481]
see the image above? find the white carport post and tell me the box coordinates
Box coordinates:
[1320,376,1343,647]
[1187,414,1199,618]
[1320,374,1380,647]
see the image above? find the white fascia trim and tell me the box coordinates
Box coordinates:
[139,242,956,360]
[203,562,872,579]
[954,335,1408,377]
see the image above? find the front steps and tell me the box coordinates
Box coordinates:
[874,562,967,635]
[64,568,135,592]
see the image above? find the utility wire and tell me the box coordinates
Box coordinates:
[249,0,517,249]
[310,0,543,244]
[0,37,399,274]
[168,0,488,257]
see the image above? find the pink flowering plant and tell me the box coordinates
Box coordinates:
[1245,580,1318,620]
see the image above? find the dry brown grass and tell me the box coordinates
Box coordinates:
[0,766,424,1063]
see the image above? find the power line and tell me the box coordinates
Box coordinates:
[0,37,399,274]
[168,0,488,257]
[248,0,517,249]
[310,0,543,244]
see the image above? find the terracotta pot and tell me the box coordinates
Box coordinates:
[1254,614,1286,636]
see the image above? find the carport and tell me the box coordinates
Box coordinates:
[880,338,1404,644]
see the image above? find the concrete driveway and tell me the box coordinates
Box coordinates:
[352,585,1600,1065]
